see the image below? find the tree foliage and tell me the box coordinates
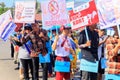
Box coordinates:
[0,2,10,15]
[36,1,41,14]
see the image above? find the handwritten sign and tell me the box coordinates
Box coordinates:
[69,0,99,30]
[0,10,16,41]
[54,60,70,72]
[15,1,36,23]
[39,54,50,63]
[41,0,69,27]
[80,59,99,73]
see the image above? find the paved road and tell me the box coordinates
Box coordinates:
[0,39,80,80]
[0,39,19,80]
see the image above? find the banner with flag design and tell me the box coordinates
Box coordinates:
[0,10,16,41]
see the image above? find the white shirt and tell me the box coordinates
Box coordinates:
[55,34,72,57]
[18,45,31,59]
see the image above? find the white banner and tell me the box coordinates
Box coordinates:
[41,0,69,28]
[14,1,36,23]
[97,0,120,29]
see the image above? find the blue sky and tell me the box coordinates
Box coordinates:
[0,0,40,7]
[0,0,91,8]
[0,0,14,7]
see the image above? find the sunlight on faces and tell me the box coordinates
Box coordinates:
[63,27,71,35]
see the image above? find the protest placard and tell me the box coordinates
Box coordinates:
[41,0,69,28]
[66,0,74,11]
[54,60,70,72]
[39,54,50,63]
[105,74,120,80]
[14,1,36,23]
[80,59,99,73]
[97,0,120,29]
[69,0,99,30]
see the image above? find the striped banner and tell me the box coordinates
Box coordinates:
[0,10,16,41]
[1,22,16,41]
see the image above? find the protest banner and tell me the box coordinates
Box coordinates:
[97,0,120,29]
[14,1,36,23]
[41,0,69,28]
[69,0,99,30]
[0,10,16,41]
[80,59,99,73]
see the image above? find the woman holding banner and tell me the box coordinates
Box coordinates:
[22,21,42,80]
[18,24,33,80]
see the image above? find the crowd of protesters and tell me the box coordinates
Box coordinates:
[9,21,120,80]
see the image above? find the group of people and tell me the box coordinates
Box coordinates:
[79,25,120,80]
[10,21,52,80]
[9,21,120,80]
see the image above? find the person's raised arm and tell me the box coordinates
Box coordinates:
[113,39,120,55]
[52,35,59,51]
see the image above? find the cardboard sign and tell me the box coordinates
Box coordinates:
[39,54,50,63]
[0,10,16,41]
[80,59,99,73]
[41,0,69,27]
[15,1,36,23]
[105,74,120,80]
[54,60,70,72]
[69,0,99,30]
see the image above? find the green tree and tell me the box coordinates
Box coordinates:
[0,2,10,15]
[36,1,41,14]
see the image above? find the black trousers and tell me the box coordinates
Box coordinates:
[20,59,33,80]
[81,71,97,80]
[11,43,14,58]
[32,57,39,80]
[41,63,48,80]
[48,54,53,74]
